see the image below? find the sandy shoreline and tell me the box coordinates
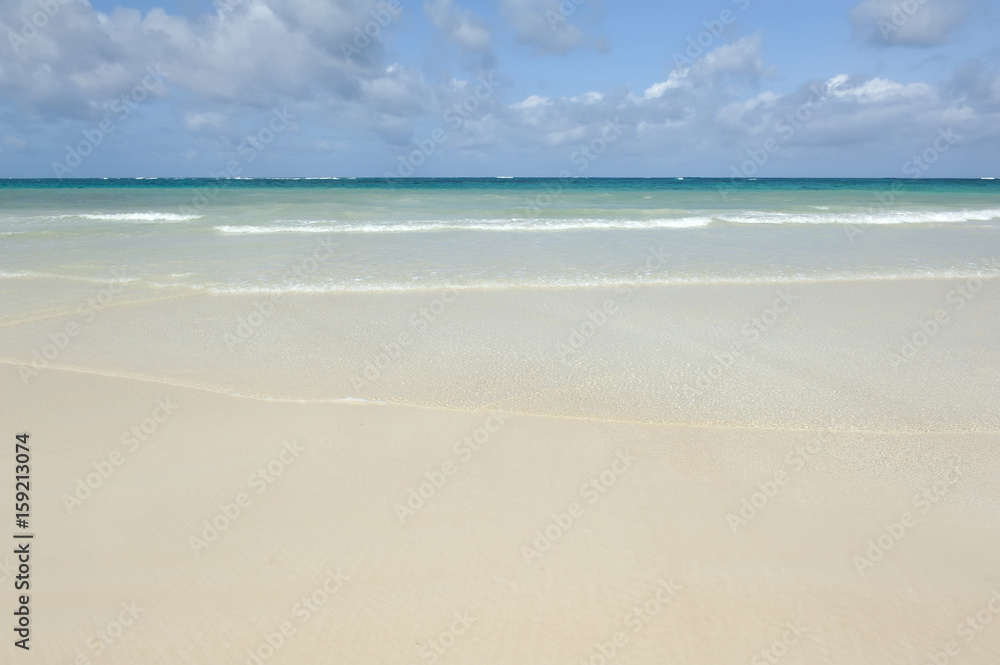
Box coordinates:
[1,278,998,430]
[2,358,999,663]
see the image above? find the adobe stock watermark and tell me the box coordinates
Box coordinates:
[521,117,627,215]
[212,0,246,14]
[521,451,634,565]
[577,577,683,665]
[554,244,667,362]
[845,127,962,243]
[189,439,305,556]
[243,565,354,665]
[944,589,1000,665]
[350,284,460,391]
[726,430,835,535]
[918,588,1000,665]
[671,0,752,71]
[876,0,935,42]
[554,287,632,362]
[223,237,339,351]
[19,269,132,385]
[383,74,502,179]
[682,288,798,399]
[442,74,503,132]
[62,398,179,514]
[55,600,146,663]
[340,1,403,58]
[84,601,145,658]
[852,463,962,575]
[7,0,73,53]
[843,180,907,244]
[52,66,165,177]
[416,611,478,664]
[230,108,297,170]
[902,127,961,178]
[546,0,589,30]
[179,107,296,216]
[718,82,830,199]
[887,262,997,370]
[749,621,809,665]
[394,412,507,524]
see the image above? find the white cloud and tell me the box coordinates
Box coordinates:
[829,76,937,104]
[643,71,685,101]
[424,0,491,51]
[512,95,552,110]
[569,91,603,105]
[183,111,228,132]
[0,0,395,116]
[849,0,969,47]
[637,34,765,105]
[2,135,27,150]
[2,0,999,175]
[947,60,1000,111]
[693,34,767,79]
[361,64,431,116]
[499,30,990,167]
[499,0,604,55]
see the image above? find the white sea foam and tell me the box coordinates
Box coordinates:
[214,217,714,234]
[718,208,1000,225]
[214,208,1000,235]
[76,212,202,222]
[0,270,139,283]
[203,267,1000,295]
[211,208,1000,235]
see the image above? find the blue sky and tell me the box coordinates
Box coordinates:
[1,0,998,177]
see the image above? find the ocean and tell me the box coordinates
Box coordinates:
[2,178,999,300]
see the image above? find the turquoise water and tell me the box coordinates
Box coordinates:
[2,178,999,293]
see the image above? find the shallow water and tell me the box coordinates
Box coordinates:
[2,178,999,299]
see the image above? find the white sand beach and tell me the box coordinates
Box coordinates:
[2,279,998,664]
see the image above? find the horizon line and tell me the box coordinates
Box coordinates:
[1,176,997,181]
